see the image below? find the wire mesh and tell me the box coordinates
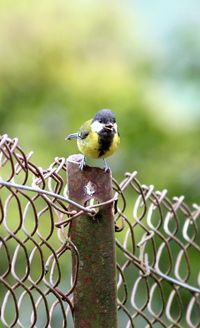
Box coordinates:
[0,134,199,328]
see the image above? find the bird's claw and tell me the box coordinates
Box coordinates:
[104,167,110,173]
[79,157,86,171]
[103,159,110,172]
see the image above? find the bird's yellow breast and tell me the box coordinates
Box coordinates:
[101,132,120,158]
[77,130,100,159]
[77,130,120,159]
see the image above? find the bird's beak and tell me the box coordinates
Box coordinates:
[104,123,114,131]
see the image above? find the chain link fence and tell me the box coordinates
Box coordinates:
[0,134,199,327]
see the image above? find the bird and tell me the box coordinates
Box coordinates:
[65,109,120,171]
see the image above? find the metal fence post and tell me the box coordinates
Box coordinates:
[67,154,118,328]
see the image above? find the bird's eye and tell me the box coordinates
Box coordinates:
[99,120,102,123]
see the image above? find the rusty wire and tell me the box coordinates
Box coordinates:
[0,134,199,328]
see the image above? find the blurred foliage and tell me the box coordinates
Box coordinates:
[0,1,200,326]
[0,0,200,203]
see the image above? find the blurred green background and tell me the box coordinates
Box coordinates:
[0,0,200,203]
[0,1,200,327]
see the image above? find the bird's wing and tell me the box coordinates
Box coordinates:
[65,133,78,140]
[78,120,91,139]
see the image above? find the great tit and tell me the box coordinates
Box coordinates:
[66,109,120,171]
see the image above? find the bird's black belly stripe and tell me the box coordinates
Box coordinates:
[98,130,115,157]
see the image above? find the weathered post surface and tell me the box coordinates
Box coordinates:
[67,154,118,328]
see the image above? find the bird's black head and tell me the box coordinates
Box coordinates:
[92,109,116,124]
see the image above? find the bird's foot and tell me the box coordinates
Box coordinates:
[103,159,110,172]
[79,156,87,171]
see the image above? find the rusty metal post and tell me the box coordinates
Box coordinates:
[67,154,118,328]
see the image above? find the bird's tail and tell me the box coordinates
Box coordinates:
[65,133,79,140]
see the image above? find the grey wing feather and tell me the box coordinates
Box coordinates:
[65,133,79,140]
[66,120,90,140]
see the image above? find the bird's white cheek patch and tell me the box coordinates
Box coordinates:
[114,123,118,133]
[91,120,104,133]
